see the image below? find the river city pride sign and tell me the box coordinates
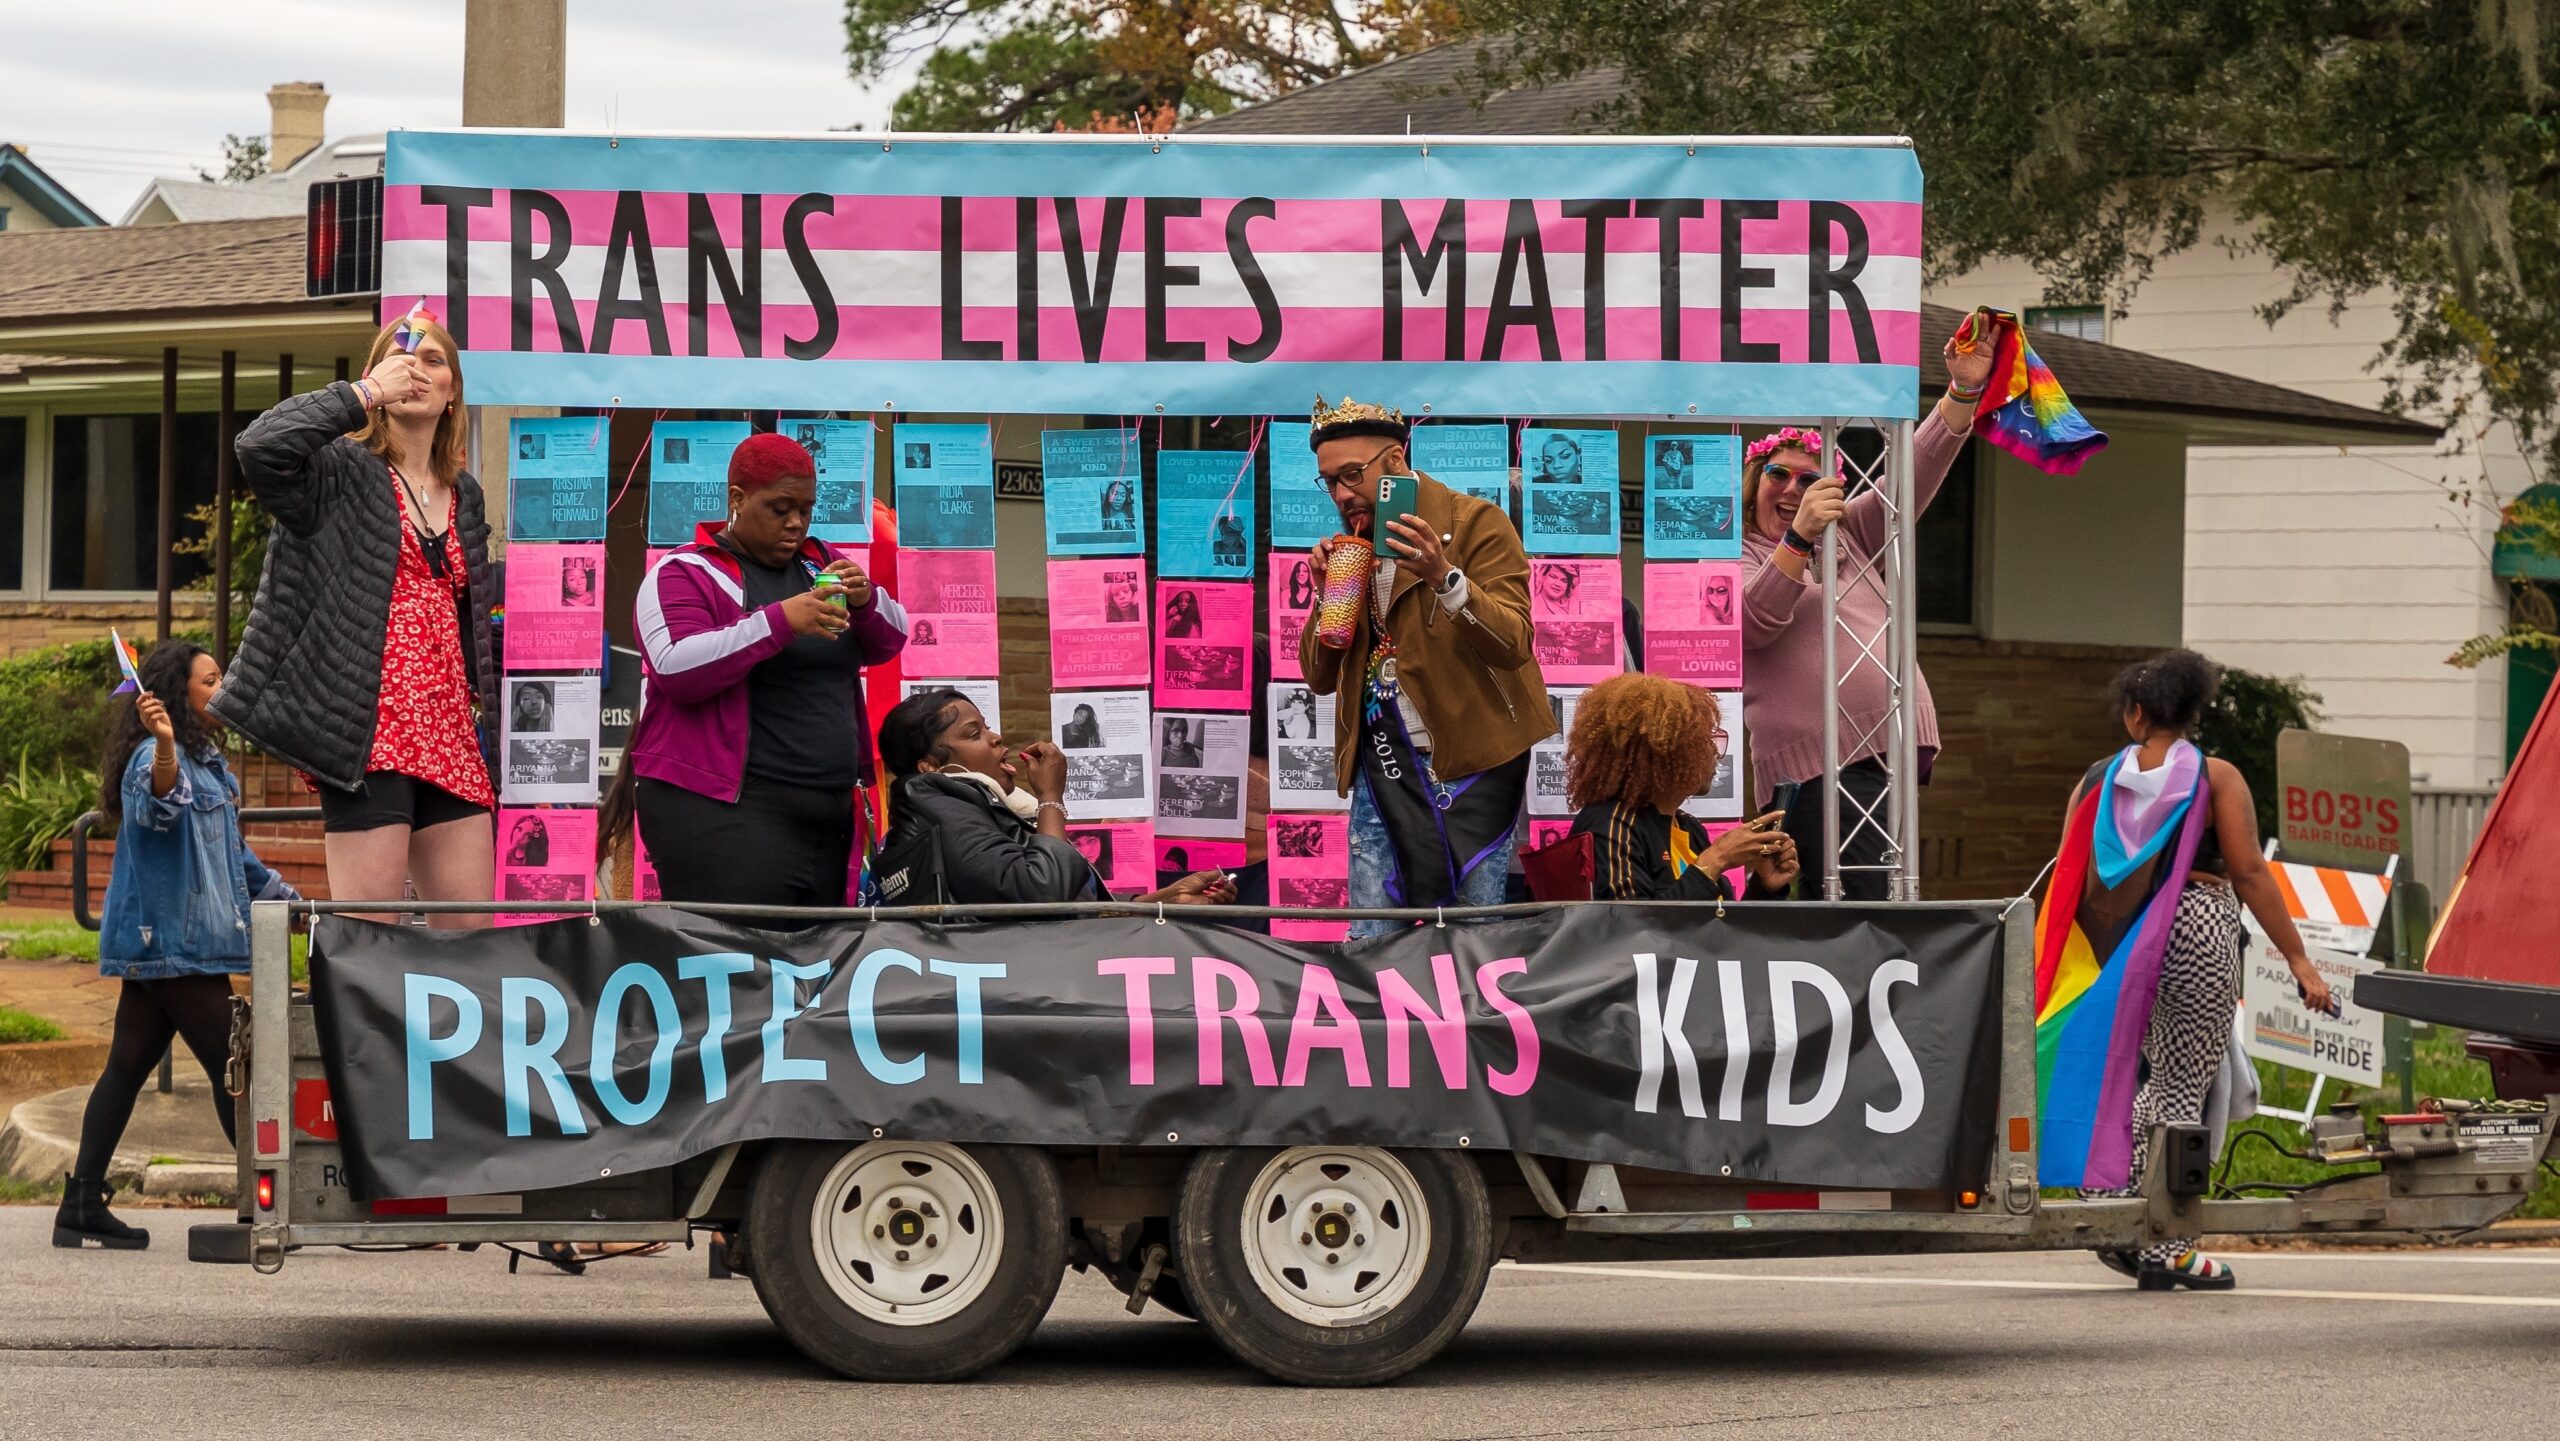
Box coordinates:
[378,130,1925,419]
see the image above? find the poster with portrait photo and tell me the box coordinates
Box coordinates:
[501,674,600,805]
[900,677,1002,737]
[1156,450,1257,580]
[496,807,597,926]
[1642,434,1742,560]
[1529,557,1623,685]
[1154,837,1246,880]
[1269,553,1317,682]
[779,414,875,543]
[1050,689,1152,820]
[1153,711,1249,839]
[1040,428,1145,557]
[1266,683,1348,812]
[1521,426,1621,555]
[892,422,996,549]
[646,420,751,546]
[1154,581,1252,711]
[1064,819,1153,896]
[508,415,609,542]
[1525,687,1588,816]
[1643,561,1744,689]
[1267,812,1351,941]
[1680,689,1747,821]
[502,543,607,670]
[898,548,999,677]
[1047,559,1151,688]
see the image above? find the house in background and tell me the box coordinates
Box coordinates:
[119,83,384,226]
[0,144,107,233]
[1193,36,2520,793]
[1191,48,2464,897]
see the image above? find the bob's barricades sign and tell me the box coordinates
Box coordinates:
[379,130,1925,418]
[2275,729,2410,873]
[309,904,2000,1200]
[2240,923,2384,1087]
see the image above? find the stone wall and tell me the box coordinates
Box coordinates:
[0,597,214,659]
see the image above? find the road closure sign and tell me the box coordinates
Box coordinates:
[2275,729,2410,872]
[2240,922,2385,1087]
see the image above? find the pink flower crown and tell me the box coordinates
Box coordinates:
[1743,426,1824,467]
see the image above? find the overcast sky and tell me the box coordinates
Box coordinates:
[3,0,917,221]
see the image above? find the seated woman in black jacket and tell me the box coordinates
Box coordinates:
[878,688,1236,907]
[1566,674,1799,901]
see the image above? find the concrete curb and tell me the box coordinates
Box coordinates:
[0,1081,236,1196]
[0,1039,111,1096]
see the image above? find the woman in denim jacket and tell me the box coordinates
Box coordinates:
[55,641,295,1251]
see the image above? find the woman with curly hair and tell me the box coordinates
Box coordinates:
[1565,673,1797,901]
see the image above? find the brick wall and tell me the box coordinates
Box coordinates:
[1919,636,2156,899]
[0,597,214,659]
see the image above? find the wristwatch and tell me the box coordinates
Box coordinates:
[1436,566,1464,595]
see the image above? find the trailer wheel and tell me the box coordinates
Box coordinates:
[747,1140,1064,1382]
[1175,1145,1492,1386]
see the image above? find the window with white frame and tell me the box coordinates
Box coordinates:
[49,413,218,594]
[2025,305,2106,343]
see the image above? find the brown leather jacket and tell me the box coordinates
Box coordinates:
[1299,472,1556,789]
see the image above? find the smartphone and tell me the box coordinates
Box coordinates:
[1375,472,1422,553]
[1747,811,1786,833]
[1769,780,1802,817]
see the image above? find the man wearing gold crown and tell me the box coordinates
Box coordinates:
[1300,397,1553,938]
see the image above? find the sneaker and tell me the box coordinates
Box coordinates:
[2136,1248,2234,1291]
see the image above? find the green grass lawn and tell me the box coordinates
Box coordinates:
[0,1006,64,1043]
[0,921,96,964]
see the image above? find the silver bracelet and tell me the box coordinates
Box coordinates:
[1036,801,1067,817]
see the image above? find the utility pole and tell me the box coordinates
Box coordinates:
[462,0,567,128]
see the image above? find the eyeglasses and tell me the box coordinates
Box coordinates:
[1321,446,1395,491]
[1710,728,1730,748]
[1759,463,1824,489]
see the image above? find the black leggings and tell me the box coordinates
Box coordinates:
[1778,757,1895,902]
[74,975,238,1178]
[636,775,855,911]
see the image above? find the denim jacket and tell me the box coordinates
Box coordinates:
[99,743,295,979]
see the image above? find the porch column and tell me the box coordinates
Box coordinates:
[156,346,176,640]
[216,350,238,662]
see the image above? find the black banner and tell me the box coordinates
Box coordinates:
[309,904,2004,1200]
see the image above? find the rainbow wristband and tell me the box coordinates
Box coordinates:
[1780,529,1817,558]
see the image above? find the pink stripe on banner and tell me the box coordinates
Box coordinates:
[437,294,1923,364]
[386,187,1923,258]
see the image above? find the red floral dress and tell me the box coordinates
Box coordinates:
[365,468,494,808]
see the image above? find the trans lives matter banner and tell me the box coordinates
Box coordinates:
[380,130,1923,419]
[309,903,2001,1200]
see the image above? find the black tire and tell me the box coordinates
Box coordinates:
[747,1140,1066,1382]
[1175,1146,1492,1386]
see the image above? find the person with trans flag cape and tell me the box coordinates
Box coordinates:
[2034,650,2331,1293]
[1950,307,2108,475]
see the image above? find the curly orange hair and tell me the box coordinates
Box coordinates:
[1564,673,1724,813]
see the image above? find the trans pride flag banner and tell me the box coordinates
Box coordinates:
[380,130,1924,419]
[2033,742,2213,1189]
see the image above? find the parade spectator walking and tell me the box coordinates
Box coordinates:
[56,642,295,1250]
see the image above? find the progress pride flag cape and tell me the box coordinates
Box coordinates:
[2033,742,2211,1188]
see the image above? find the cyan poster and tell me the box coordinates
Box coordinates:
[779,415,875,544]
[1041,428,1145,557]
[1643,433,1742,560]
[1157,450,1257,580]
[1520,425,1622,556]
[644,420,752,546]
[1267,421,1334,550]
[894,422,997,549]
[508,415,609,542]
[1411,423,1513,513]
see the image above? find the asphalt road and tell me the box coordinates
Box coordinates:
[3,1207,2554,1440]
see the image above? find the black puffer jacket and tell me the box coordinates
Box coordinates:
[214,382,497,792]
[882,773,1103,905]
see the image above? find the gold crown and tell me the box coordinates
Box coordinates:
[1311,394,1407,430]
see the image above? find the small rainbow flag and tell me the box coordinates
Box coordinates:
[109,628,143,695]
[1953,307,2108,475]
[2033,742,2213,1189]
[390,300,437,353]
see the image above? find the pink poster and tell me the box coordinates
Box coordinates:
[1643,561,1744,688]
[1529,556,1623,685]
[1064,819,1153,897]
[496,807,597,925]
[1048,558,1152,688]
[1155,837,1245,877]
[1268,812,1350,941]
[1525,817,1575,854]
[631,827,662,902]
[1154,580,1252,711]
[503,543,607,670]
[1701,820,1752,897]
[1269,552,1317,682]
[899,548,999,677]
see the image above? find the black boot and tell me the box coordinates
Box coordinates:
[52,1175,149,1250]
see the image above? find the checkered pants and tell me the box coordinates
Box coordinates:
[2117,881,2243,1262]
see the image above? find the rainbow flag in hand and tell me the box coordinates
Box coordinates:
[1953,307,2108,475]
[390,300,437,353]
[109,628,143,695]
[2033,741,2213,1189]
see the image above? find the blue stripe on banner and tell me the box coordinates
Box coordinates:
[387,132,1923,205]
[457,353,1923,422]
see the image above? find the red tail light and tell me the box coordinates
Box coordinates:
[256,1171,275,1211]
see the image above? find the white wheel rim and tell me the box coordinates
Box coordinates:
[1237,1147,1431,1328]
[809,1142,1005,1326]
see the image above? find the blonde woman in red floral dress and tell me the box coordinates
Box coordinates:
[224,313,498,925]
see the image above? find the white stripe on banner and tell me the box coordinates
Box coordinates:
[384,240,1926,317]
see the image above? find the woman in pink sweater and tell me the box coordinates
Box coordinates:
[1742,336,1994,898]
